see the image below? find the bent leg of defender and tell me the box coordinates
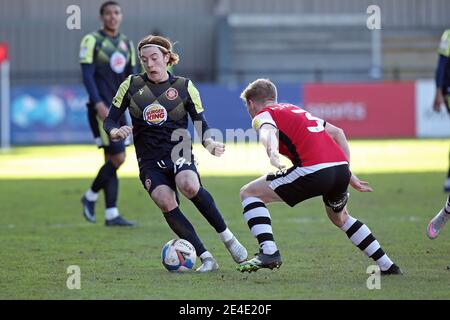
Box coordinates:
[324,194,402,275]
[238,175,283,273]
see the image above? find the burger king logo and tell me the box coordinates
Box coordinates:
[165,88,178,100]
[143,104,167,126]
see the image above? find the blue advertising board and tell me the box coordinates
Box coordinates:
[10,83,303,145]
[11,86,91,144]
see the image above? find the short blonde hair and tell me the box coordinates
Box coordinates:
[240,79,277,104]
[137,35,179,66]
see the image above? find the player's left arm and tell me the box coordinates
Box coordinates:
[325,122,372,192]
[259,124,286,170]
[186,80,225,157]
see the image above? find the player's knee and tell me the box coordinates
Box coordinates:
[151,188,177,212]
[155,196,178,212]
[239,185,247,201]
[177,179,199,199]
[240,184,254,201]
[110,153,126,168]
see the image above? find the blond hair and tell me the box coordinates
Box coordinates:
[137,35,179,66]
[240,79,277,104]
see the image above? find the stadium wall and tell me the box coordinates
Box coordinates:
[9,80,449,145]
[1,0,450,85]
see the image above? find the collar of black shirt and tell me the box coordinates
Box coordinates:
[144,71,174,85]
[99,29,121,40]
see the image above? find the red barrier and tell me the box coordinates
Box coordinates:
[303,82,416,138]
[0,43,8,63]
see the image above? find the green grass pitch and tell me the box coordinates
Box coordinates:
[0,139,449,299]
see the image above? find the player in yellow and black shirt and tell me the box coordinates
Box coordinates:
[432,29,450,192]
[104,35,248,272]
[79,1,136,226]
[427,29,450,239]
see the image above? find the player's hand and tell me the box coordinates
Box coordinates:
[444,96,450,114]
[269,150,286,170]
[95,101,109,120]
[350,174,373,192]
[110,126,133,142]
[204,138,225,157]
[433,90,444,112]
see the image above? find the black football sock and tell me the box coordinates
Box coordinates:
[90,161,116,193]
[190,187,227,233]
[447,148,450,178]
[104,171,118,209]
[163,207,207,257]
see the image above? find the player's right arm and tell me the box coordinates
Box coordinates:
[104,76,132,142]
[79,34,109,119]
[434,30,450,112]
[252,112,285,170]
[325,122,372,192]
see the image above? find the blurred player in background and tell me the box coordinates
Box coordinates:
[432,29,450,192]
[79,1,136,226]
[427,29,450,239]
[427,195,450,239]
[237,79,402,275]
[103,35,247,272]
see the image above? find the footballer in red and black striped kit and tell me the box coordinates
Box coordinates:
[237,78,402,275]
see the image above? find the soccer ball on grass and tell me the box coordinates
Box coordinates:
[161,239,196,272]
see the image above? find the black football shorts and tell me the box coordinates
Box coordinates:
[267,163,351,212]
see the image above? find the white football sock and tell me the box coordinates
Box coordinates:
[200,251,213,260]
[219,228,233,243]
[85,189,98,202]
[105,207,119,220]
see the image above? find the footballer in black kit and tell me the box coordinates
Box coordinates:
[104,35,248,272]
[106,71,207,192]
[79,1,136,226]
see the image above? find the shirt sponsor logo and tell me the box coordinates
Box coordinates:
[143,104,167,126]
[165,88,178,100]
[118,40,128,52]
[110,51,127,74]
